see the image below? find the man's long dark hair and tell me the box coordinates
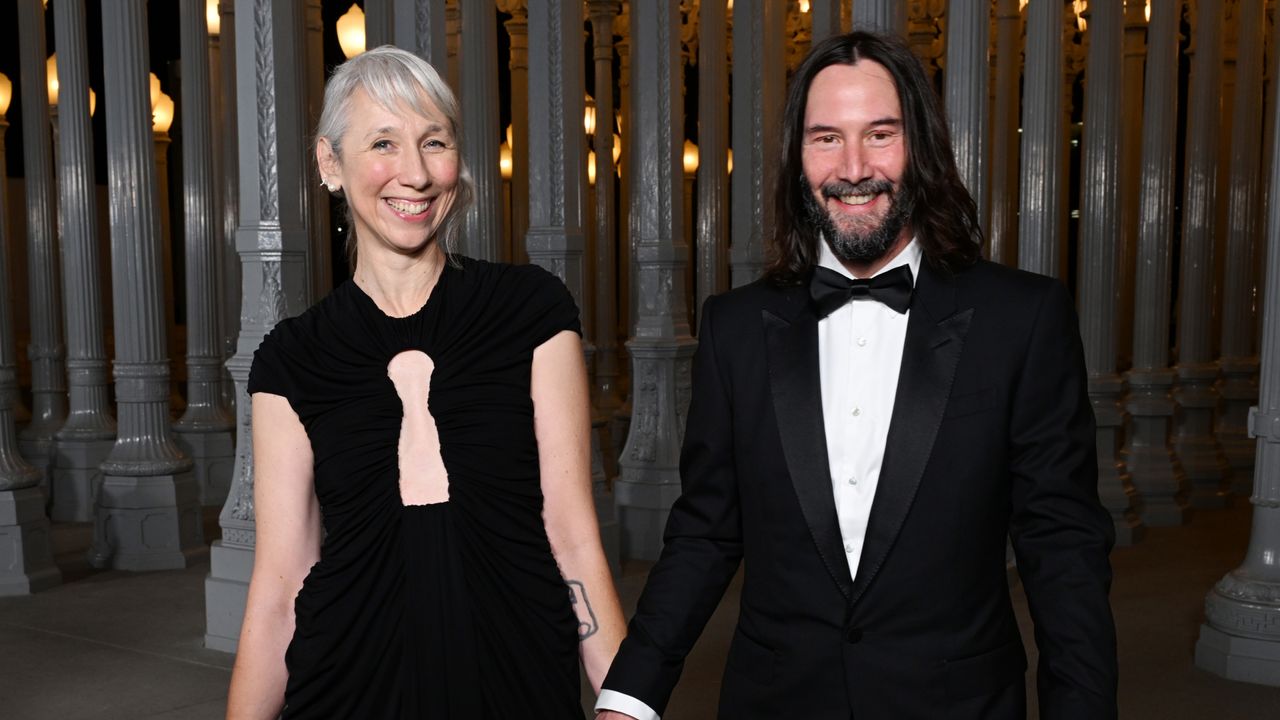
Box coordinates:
[765,31,982,285]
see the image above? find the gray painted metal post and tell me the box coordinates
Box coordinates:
[1118,0,1149,372]
[615,0,696,562]
[989,0,1022,265]
[499,0,530,264]
[393,0,447,69]
[218,1,241,390]
[1176,0,1230,509]
[50,0,116,523]
[0,108,59,597]
[810,0,842,44]
[175,0,236,508]
[364,0,391,49]
[696,0,729,325]
[305,0,330,301]
[1195,17,1280,679]
[1217,0,1266,497]
[850,0,906,36]
[90,0,203,572]
[1125,0,1189,528]
[729,0,784,287]
[16,0,67,481]
[1018,0,1066,279]
[206,0,313,653]
[588,1,622,416]
[459,0,501,261]
[944,0,989,235]
[1078,0,1142,545]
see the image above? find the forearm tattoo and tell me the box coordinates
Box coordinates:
[566,579,599,640]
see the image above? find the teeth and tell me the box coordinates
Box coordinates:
[838,194,875,206]
[387,198,430,214]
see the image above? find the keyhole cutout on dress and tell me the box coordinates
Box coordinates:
[387,350,450,506]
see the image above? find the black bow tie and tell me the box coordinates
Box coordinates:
[809,264,914,318]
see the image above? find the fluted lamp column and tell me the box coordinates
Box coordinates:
[90,0,202,572]
[459,0,501,261]
[1125,0,1189,527]
[729,0,784,287]
[615,0,697,561]
[587,0,623,527]
[988,0,1023,265]
[16,0,67,482]
[50,0,117,523]
[1217,0,1267,497]
[695,0,729,322]
[1175,0,1231,508]
[1019,0,1067,279]
[1194,16,1280,679]
[173,0,236,508]
[945,0,990,234]
[1077,0,1142,544]
[850,0,906,36]
[0,72,60,597]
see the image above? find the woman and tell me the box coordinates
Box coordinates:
[226,46,625,719]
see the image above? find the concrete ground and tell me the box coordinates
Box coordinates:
[2,501,1279,719]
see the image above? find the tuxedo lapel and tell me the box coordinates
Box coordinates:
[764,292,855,600]
[849,263,974,607]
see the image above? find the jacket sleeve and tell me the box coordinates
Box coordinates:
[1007,280,1119,719]
[601,293,745,715]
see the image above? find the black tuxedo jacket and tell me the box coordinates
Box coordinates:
[603,260,1118,719]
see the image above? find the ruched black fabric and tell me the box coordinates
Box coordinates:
[247,257,585,719]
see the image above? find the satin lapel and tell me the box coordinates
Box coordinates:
[764,297,855,600]
[849,263,974,607]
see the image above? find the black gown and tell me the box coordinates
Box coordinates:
[248,257,586,719]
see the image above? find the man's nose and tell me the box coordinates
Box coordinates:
[837,142,870,183]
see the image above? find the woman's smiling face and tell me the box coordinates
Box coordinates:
[318,87,460,261]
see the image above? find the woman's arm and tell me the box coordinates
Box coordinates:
[225,393,323,720]
[532,330,628,695]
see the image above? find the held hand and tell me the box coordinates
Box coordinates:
[595,713,638,720]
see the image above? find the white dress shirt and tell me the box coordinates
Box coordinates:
[816,238,921,580]
[595,239,922,720]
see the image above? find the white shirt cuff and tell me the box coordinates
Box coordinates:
[594,689,661,720]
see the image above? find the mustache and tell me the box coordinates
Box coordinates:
[820,179,894,199]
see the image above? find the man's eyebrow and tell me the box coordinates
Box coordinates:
[804,123,842,135]
[804,118,903,135]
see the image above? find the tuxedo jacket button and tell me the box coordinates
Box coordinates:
[844,626,863,644]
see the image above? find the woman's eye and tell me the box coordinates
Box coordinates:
[372,139,392,151]
[424,139,449,152]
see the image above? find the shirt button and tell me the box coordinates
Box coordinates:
[857,337,867,347]
[844,542,854,554]
[847,476,857,485]
[852,407,862,417]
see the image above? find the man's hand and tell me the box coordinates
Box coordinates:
[595,713,638,720]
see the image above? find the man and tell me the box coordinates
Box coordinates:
[596,31,1117,720]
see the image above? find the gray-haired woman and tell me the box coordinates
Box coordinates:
[226,46,625,719]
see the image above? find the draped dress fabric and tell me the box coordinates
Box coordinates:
[247,258,585,719]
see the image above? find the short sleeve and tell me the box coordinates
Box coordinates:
[247,326,295,400]
[520,265,582,348]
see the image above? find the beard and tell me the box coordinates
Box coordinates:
[800,176,913,265]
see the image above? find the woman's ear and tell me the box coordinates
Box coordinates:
[316,137,341,191]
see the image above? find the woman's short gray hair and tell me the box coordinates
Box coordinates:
[315,45,475,269]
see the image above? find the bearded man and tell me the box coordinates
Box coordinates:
[595,31,1118,720]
